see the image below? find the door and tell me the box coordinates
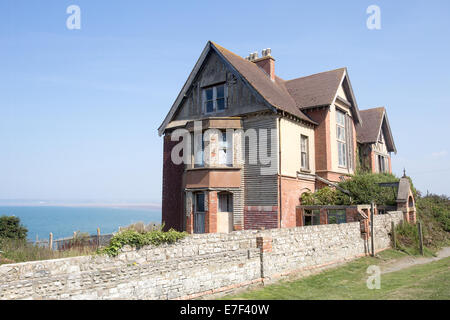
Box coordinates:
[217,192,233,233]
[194,193,205,234]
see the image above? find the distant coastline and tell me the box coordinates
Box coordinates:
[0,201,161,211]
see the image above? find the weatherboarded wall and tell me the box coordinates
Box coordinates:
[0,212,402,300]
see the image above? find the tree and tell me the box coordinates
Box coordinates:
[0,216,28,240]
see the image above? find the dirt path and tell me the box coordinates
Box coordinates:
[381,247,450,274]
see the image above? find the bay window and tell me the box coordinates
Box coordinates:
[336,110,347,167]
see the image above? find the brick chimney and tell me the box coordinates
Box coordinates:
[246,48,275,81]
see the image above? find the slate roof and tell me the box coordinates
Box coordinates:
[357,107,386,144]
[356,107,397,153]
[159,41,362,135]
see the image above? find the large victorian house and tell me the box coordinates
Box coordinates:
[158,41,396,234]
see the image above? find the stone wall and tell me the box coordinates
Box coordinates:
[0,212,403,300]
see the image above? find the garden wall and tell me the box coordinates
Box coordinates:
[0,212,403,300]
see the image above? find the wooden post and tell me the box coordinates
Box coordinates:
[97,228,101,248]
[391,221,397,249]
[49,233,53,250]
[370,202,375,257]
[418,222,424,256]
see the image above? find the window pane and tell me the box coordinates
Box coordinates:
[217,98,225,110]
[219,149,227,164]
[304,215,312,226]
[337,210,346,224]
[218,193,232,212]
[206,88,213,100]
[337,111,345,125]
[337,127,345,141]
[301,152,307,169]
[313,211,321,225]
[216,85,224,98]
[206,101,214,113]
[196,193,205,212]
[328,215,337,224]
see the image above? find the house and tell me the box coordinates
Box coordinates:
[356,107,397,174]
[158,41,397,234]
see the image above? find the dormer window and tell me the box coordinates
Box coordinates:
[203,84,227,113]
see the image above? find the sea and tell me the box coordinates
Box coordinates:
[0,206,161,241]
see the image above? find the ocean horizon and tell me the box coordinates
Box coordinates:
[0,206,162,240]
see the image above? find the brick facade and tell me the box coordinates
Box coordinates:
[161,134,185,231]
[280,176,315,228]
[244,206,278,230]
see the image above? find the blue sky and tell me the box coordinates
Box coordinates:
[1,0,449,204]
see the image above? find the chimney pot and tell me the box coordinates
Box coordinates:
[252,48,275,81]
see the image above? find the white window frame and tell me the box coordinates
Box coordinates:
[336,110,347,168]
[300,135,309,170]
[203,84,227,114]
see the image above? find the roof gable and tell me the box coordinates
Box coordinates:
[356,107,396,153]
[283,68,362,124]
[158,41,316,136]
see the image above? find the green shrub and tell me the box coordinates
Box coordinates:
[100,227,187,257]
[0,216,28,240]
[337,172,399,205]
[300,187,350,205]
[301,173,399,206]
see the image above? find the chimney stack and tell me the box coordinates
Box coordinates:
[247,48,275,81]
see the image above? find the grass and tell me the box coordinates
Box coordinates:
[0,238,96,265]
[223,250,450,300]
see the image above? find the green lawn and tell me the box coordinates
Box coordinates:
[223,250,450,300]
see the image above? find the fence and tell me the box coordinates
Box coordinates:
[35,231,114,251]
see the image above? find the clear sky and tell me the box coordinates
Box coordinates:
[1,0,449,204]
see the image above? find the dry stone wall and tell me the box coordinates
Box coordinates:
[0,212,403,300]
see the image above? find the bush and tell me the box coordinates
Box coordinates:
[301,173,399,206]
[300,187,350,205]
[100,226,187,257]
[337,173,399,205]
[0,216,28,240]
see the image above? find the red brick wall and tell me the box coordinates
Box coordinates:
[244,206,278,230]
[161,134,185,231]
[304,108,331,172]
[206,191,218,233]
[280,177,315,228]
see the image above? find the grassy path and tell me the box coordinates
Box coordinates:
[223,249,450,300]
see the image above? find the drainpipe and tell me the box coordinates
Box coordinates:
[278,116,282,228]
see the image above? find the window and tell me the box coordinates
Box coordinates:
[218,192,233,212]
[304,210,320,226]
[195,193,205,212]
[336,110,347,167]
[194,193,206,234]
[300,135,309,170]
[194,133,205,168]
[378,155,387,173]
[203,84,227,113]
[327,210,346,224]
[219,131,233,166]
